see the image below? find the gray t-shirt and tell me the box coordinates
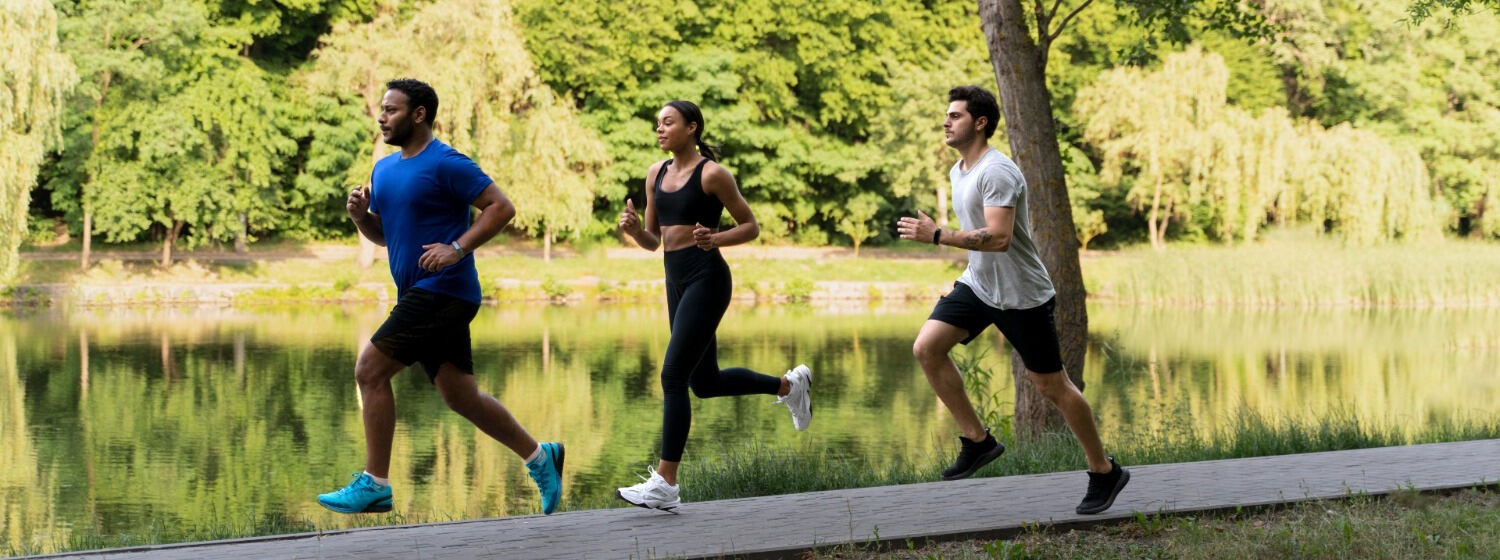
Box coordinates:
[951,148,1055,310]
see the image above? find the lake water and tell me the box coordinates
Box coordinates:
[3,302,1496,551]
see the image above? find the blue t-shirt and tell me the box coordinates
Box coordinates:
[369,139,491,304]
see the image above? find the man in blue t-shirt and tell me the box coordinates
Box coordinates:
[316,79,564,516]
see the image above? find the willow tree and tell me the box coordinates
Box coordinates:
[1078,47,1441,245]
[303,0,607,263]
[868,48,994,231]
[1077,47,1230,250]
[498,89,608,262]
[1271,0,1499,238]
[1,0,75,282]
[298,1,411,268]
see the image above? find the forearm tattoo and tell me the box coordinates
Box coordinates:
[961,229,994,250]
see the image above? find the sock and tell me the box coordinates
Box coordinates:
[364,471,389,487]
[524,444,543,466]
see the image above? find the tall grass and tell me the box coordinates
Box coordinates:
[1085,232,1500,307]
[682,407,1500,503]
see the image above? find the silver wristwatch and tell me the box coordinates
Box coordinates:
[450,241,464,256]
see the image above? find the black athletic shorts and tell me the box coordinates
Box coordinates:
[928,281,1065,374]
[370,288,481,382]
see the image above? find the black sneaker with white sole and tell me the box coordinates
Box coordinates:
[941,429,1005,481]
[1076,456,1130,514]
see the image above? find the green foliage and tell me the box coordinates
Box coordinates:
[954,346,1008,435]
[1407,0,1500,23]
[301,0,610,251]
[13,0,1500,257]
[516,0,987,242]
[1271,0,1500,238]
[1076,46,1442,247]
[1,0,75,281]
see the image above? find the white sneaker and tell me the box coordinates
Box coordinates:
[774,364,813,431]
[616,467,680,511]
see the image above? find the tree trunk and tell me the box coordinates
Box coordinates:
[81,37,112,271]
[235,212,249,253]
[1149,178,1163,251]
[79,328,89,396]
[543,227,552,263]
[161,219,185,268]
[936,183,949,229]
[979,0,1089,440]
[81,210,92,269]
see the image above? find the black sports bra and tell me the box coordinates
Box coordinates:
[653,158,723,228]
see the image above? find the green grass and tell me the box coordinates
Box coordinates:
[814,488,1500,559]
[14,231,1500,306]
[1084,231,1500,307]
[676,407,1500,503]
[9,245,965,303]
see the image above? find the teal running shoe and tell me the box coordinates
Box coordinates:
[526,442,565,514]
[317,472,393,514]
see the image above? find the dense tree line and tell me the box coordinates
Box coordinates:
[4,0,1496,277]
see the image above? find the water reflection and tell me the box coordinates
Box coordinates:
[1,303,1496,553]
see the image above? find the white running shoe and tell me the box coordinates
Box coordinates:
[616,467,680,511]
[774,364,813,431]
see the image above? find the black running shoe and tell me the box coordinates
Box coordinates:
[941,429,1005,481]
[1076,456,1130,514]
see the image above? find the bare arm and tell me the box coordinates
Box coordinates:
[896,206,1013,252]
[455,184,515,252]
[347,186,386,247]
[938,206,1013,252]
[620,162,663,251]
[697,162,759,248]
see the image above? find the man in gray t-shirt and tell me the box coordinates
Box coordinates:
[896,85,1129,515]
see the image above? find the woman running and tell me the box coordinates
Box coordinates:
[615,100,812,511]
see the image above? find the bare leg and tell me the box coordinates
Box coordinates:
[354,344,407,478]
[1027,370,1111,473]
[912,320,988,442]
[434,365,539,459]
[656,459,680,485]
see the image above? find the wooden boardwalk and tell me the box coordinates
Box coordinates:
[40,439,1500,560]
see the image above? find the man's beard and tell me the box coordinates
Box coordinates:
[383,121,412,146]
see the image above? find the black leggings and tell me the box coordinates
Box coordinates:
[659,248,781,462]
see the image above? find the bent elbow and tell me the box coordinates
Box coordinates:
[497,201,517,224]
[744,221,760,242]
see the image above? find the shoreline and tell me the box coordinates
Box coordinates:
[0,279,951,307]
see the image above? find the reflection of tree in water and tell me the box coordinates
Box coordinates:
[16,304,1493,551]
[1084,306,1500,439]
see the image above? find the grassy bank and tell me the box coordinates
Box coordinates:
[1085,232,1500,307]
[12,233,1500,306]
[668,408,1500,505]
[9,246,967,304]
[9,410,1496,556]
[815,487,1500,559]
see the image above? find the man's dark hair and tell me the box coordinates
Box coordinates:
[387,78,439,127]
[948,85,1000,139]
